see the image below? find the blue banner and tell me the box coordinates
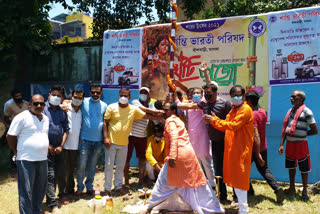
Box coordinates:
[102,29,142,89]
[268,7,320,85]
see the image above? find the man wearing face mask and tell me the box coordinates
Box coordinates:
[4,89,29,178]
[43,85,69,214]
[57,89,84,204]
[203,85,254,214]
[177,87,216,188]
[4,89,29,126]
[103,88,163,196]
[124,87,163,187]
[177,82,232,202]
[145,124,166,181]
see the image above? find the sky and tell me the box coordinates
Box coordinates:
[48,0,158,25]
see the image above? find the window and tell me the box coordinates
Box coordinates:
[76,27,82,36]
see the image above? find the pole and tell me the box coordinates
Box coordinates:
[168,0,177,101]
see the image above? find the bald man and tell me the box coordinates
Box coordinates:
[7,94,50,214]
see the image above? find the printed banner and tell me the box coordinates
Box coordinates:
[268,7,320,85]
[141,25,171,100]
[172,16,269,109]
[102,29,142,89]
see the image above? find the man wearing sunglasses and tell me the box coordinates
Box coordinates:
[7,94,49,214]
[75,83,108,197]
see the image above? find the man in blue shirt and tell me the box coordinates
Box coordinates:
[75,83,108,196]
[43,85,69,214]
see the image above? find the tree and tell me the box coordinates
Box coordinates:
[66,0,171,39]
[180,0,320,20]
[0,0,54,88]
[0,0,171,89]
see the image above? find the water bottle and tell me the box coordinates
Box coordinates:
[93,195,104,214]
[105,197,113,212]
[95,184,101,196]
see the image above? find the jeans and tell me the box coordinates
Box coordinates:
[17,160,47,214]
[104,144,128,192]
[211,140,227,199]
[250,149,280,192]
[58,149,78,196]
[46,154,63,209]
[76,139,102,192]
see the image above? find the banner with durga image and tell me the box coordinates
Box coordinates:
[140,16,269,109]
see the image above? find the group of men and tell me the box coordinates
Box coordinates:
[4,76,318,214]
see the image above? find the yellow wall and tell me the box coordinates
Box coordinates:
[66,14,93,38]
[82,14,93,38]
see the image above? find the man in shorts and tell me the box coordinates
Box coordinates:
[279,90,318,201]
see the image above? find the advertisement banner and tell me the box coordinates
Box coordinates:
[268,7,320,85]
[102,29,142,89]
[172,16,269,109]
[141,25,171,100]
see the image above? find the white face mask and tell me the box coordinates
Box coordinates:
[119,96,128,104]
[72,98,83,106]
[49,96,61,106]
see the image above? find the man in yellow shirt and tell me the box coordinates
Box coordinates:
[145,124,165,181]
[102,88,162,196]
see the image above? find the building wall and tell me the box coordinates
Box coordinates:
[32,41,102,82]
[65,13,93,39]
[82,14,94,38]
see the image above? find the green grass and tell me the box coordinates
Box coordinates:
[0,168,319,214]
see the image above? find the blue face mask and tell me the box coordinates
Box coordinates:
[192,94,201,103]
[155,136,162,141]
[231,96,243,106]
[139,94,148,102]
[90,97,100,102]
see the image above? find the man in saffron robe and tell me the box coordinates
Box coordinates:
[279,90,317,201]
[144,101,224,214]
[203,85,253,214]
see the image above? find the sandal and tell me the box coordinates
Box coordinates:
[302,192,310,201]
[283,188,296,195]
[59,197,70,205]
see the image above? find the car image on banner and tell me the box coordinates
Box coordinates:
[295,56,320,78]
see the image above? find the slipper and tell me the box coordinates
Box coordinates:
[74,191,82,200]
[302,192,310,201]
[283,188,296,195]
[117,188,127,196]
[59,197,70,205]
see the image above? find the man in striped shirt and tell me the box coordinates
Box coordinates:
[124,87,164,187]
[279,90,318,201]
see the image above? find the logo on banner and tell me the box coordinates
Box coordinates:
[105,34,109,39]
[249,18,266,37]
[269,15,277,23]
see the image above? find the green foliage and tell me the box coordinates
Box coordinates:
[181,0,320,20]
[63,35,70,44]
[0,0,53,55]
[66,0,171,39]
[0,0,55,87]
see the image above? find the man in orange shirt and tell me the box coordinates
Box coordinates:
[203,85,254,214]
[144,101,224,214]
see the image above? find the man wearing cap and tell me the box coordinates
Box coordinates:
[124,86,163,187]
